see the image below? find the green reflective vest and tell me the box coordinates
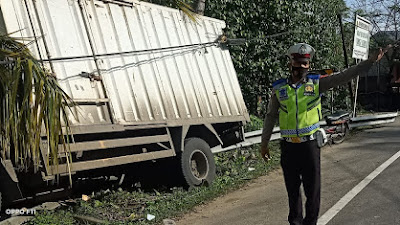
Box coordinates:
[273,74,322,137]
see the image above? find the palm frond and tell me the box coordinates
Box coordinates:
[0,35,73,174]
[175,0,199,22]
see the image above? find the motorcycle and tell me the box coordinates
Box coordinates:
[320,111,351,146]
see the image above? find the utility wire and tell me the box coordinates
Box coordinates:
[343,17,400,49]
[342,18,388,47]
[0,41,219,65]
[348,0,386,10]
[44,30,297,63]
[40,41,219,63]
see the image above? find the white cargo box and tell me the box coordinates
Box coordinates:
[1,0,249,127]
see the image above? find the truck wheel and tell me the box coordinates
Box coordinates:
[181,138,216,187]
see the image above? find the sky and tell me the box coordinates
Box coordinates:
[342,0,391,32]
[344,0,357,8]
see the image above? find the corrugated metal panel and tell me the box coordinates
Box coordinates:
[1,0,249,126]
[1,0,111,125]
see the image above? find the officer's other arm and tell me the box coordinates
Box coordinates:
[261,93,279,160]
[320,48,385,92]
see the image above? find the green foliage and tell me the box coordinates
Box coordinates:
[145,0,190,8]
[29,210,76,225]
[245,114,264,132]
[204,0,348,115]
[144,0,197,21]
[321,85,352,115]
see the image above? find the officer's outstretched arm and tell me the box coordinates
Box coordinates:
[320,48,386,93]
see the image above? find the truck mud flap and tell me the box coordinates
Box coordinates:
[0,159,23,207]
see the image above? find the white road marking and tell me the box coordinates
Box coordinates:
[317,149,400,225]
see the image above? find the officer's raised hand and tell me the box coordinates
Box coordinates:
[368,47,388,63]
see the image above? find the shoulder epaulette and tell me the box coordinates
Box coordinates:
[272,79,287,90]
[306,74,320,80]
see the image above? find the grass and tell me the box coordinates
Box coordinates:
[29,141,281,225]
[27,210,76,225]
[245,114,264,132]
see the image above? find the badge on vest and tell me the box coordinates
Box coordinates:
[279,88,289,101]
[304,84,315,96]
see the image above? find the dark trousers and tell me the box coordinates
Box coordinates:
[280,140,321,225]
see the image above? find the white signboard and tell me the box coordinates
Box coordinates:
[352,15,372,60]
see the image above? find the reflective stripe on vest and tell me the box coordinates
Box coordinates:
[280,123,320,136]
[273,75,322,138]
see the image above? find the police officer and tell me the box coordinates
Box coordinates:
[260,43,386,225]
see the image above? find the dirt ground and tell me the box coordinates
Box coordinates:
[176,169,289,225]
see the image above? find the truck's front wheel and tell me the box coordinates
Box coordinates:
[181,138,216,187]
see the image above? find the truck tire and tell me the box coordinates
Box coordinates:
[181,138,216,187]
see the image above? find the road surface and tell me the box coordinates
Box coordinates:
[178,118,400,225]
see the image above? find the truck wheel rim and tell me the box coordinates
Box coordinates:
[189,150,209,181]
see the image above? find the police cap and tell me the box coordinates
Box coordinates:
[287,43,315,62]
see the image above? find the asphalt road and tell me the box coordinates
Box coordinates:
[178,118,400,225]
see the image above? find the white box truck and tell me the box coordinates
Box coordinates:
[0,0,249,208]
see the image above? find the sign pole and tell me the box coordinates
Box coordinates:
[331,89,334,114]
[338,13,354,111]
[377,60,380,111]
[351,14,372,117]
[353,59,360,117]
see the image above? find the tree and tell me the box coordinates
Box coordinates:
[350,0,400,33]
[348,1,400,61]
[194,0,206,15]
[349,0,400,109]
[145,0,197,20]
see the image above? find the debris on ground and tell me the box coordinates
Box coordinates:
[147,214,156,221]
[163,218,177,225]
[81,194,91,202]
[33,202,62,211]
[128,212,137,220]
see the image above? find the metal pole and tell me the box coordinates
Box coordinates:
[32,0,55,74]
[77,0,114,124]
[377,61,380,111]
[338,13,355,110]
[365,62,368,94]
[353,60,360,117]
[331,89,334,114]
[24,0,44,67]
